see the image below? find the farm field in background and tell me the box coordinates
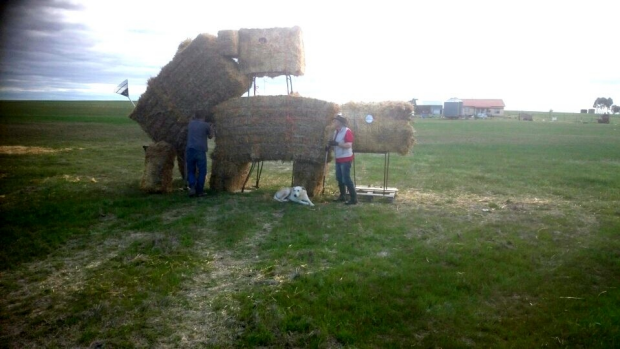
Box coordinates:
[0,101,619,348]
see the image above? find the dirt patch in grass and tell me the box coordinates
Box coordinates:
[0,229,163,346]
[398,188,555,210]
[153,222,280,346]
[396,188,600,250]
[0,145,83,155]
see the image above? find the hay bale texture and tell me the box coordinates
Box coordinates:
[213,96,337,163]
[293,160,327,198]
[238,27,305,77]
[141,141,176,193]
[217,30,239,57]
[129,33,251,177]
[210,95,337,194]
[340,101,415,155]
[208,160,251,193]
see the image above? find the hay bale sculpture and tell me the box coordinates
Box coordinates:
[129,26,416,197]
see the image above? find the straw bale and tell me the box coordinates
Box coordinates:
[238,26,305,77]
[212,96,338,164]
[208,160,251,193]
[293,160,328,198]
[140,141,176,193]
[175,38,193,58]
[129,33,251,177]
[217,30,239,57]
[340,101,415,155]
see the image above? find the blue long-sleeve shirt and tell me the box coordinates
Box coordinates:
[186,119,213,152]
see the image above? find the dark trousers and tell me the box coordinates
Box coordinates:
[186,148,207,195]
[335,161,356,199]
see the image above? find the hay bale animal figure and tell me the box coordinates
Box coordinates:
[274,186,315,206]
[129,26,417,198]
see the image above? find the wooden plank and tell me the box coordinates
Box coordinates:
[357,192,395,198]
[356,185,399,192]
[357,189,398,193]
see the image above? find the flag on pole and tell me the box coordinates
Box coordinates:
[115,79,129,97]
[114,79,135,107]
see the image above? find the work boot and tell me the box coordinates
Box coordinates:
[345,183,357,205]
[332,184,346,202]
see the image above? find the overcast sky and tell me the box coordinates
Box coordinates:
[0,0,618,112]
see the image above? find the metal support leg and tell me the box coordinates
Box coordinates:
[255,161,264,188]
[353,158,356,187]
[285,75,293,95]
[242,162,256,193]
[289,75,293,94]
[383,152,390,196]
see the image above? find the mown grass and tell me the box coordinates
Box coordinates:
[502,110,620,124]
[0,101,619,348]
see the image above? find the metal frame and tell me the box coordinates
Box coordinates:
[352,152,391,196]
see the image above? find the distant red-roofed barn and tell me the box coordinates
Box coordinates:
[462,99,505,117]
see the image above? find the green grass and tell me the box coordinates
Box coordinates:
[503,109,620,124]
[1,101,619,348]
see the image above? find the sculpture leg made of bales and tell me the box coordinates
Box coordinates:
[174,132,187,181]
[141,141,176,193]
[293,160,327,198]
[209,159,251,193]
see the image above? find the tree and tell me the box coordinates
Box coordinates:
[612,105,620,114]
[593,97,613,114]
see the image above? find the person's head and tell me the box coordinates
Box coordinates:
[194,110,215,123]
[333,113,347,129]
[193,110,204,120]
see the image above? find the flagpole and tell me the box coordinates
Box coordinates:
[127,96,135,107]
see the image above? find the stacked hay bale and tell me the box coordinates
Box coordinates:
[129,33,251,178]
[209,161,251,193]
[292,160,326,198]
[340,101,415,155]
[141,141,176,193]
[217,30,239,57]
[237,26,305,77]
[211,96,338,195]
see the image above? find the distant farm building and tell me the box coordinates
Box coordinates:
[443,98,463,118]
[462,99,505,116]
[415,101,443,117]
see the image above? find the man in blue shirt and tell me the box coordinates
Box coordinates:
[186,111,214,197]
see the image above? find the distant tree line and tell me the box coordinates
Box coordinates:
[593,97,618,114]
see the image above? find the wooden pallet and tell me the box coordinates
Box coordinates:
[356,185,398,203]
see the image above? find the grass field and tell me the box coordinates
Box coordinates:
[1,101,619,348]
